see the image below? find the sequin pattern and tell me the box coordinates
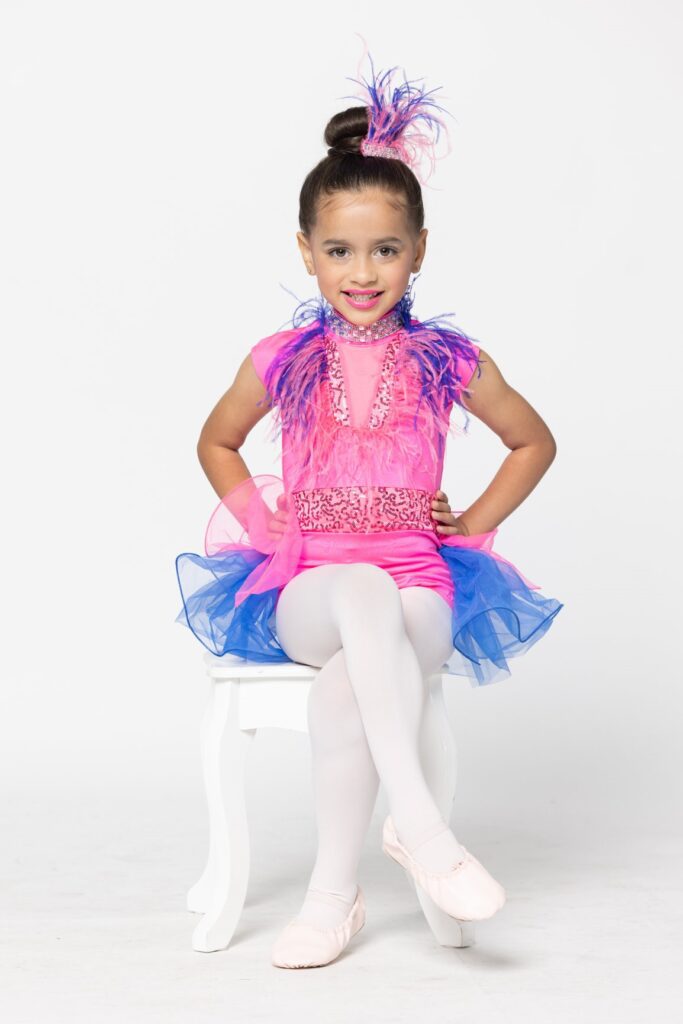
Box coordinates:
[292,485,437,533]
[324,334,403,428]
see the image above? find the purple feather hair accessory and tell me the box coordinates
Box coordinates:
[340,34,454,187]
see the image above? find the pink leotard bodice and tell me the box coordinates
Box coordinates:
[248,315,480,609]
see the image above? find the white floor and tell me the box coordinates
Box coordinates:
[2,781,681,1024]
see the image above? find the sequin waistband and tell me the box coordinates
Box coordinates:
[291,485,436,533]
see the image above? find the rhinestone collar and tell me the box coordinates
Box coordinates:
[325,304,404,343]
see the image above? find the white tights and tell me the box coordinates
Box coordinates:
[274,562,467,929]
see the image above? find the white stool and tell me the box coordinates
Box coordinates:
[187,650,475,952]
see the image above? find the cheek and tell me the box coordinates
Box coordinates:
[386,261,412,284]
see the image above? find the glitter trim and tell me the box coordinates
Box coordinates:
[292,485,437,533]
[325,304,404,342]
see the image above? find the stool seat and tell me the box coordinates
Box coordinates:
[187,651,475,953]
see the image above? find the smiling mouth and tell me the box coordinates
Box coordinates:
[343,290,383,299]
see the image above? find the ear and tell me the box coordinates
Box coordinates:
[296,231,315,275]
[413,228,428,272]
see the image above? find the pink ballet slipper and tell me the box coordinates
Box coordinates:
[382,816,506,922]
[271,886,366,968]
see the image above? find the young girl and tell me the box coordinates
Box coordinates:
[175,50,563,969]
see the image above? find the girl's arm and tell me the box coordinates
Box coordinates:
[196,353,272,499]
[455,347,558,537]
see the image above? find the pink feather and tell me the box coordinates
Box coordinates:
[341,33,454,186]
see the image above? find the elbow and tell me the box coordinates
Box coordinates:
[521,432,556,466]
[196,437,208,473]
[196,435,241,466]
[196,431,219,469]
[541,433,558,468]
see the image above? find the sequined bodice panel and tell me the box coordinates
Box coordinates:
[325,334,401,429]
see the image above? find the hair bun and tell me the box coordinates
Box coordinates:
[324,106,369,156]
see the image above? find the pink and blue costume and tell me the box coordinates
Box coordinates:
[174,286,563,686]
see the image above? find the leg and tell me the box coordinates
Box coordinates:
[294,646,381,928]
[275,566,467,888]
[302,585,455,907]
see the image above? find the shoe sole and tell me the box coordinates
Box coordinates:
[271,906,366,969]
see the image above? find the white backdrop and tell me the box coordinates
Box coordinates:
[1,1,681,1020]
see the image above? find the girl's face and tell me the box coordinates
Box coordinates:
[296,187,428,324]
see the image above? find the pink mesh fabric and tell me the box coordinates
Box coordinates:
[204,474,303,608]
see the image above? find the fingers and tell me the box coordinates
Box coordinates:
[432,490,452,517]
[268,499,291,537]
[431,489,460,533]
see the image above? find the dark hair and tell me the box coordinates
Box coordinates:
[298,105,425,238]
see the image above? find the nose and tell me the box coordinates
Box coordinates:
[349,256,378,286]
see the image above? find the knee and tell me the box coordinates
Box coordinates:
[400,588,454,676]
[332,563,401,611]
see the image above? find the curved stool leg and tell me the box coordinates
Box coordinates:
[187,681,221,914]
[187,678,254,952]
[412,672,475,948]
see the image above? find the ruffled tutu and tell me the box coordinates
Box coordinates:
[436,533,563,685]
[175,475,563,686]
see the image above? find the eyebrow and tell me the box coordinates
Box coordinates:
[321,236,405,246]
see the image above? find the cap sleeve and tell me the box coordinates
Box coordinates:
[250,328,301,388]
[455,341,481,391]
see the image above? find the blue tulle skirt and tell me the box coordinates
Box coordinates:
[175,540,563,686]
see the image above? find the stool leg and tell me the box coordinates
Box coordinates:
[413,673,475,949]
[187,681,221,914]
[188,678,253,953]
